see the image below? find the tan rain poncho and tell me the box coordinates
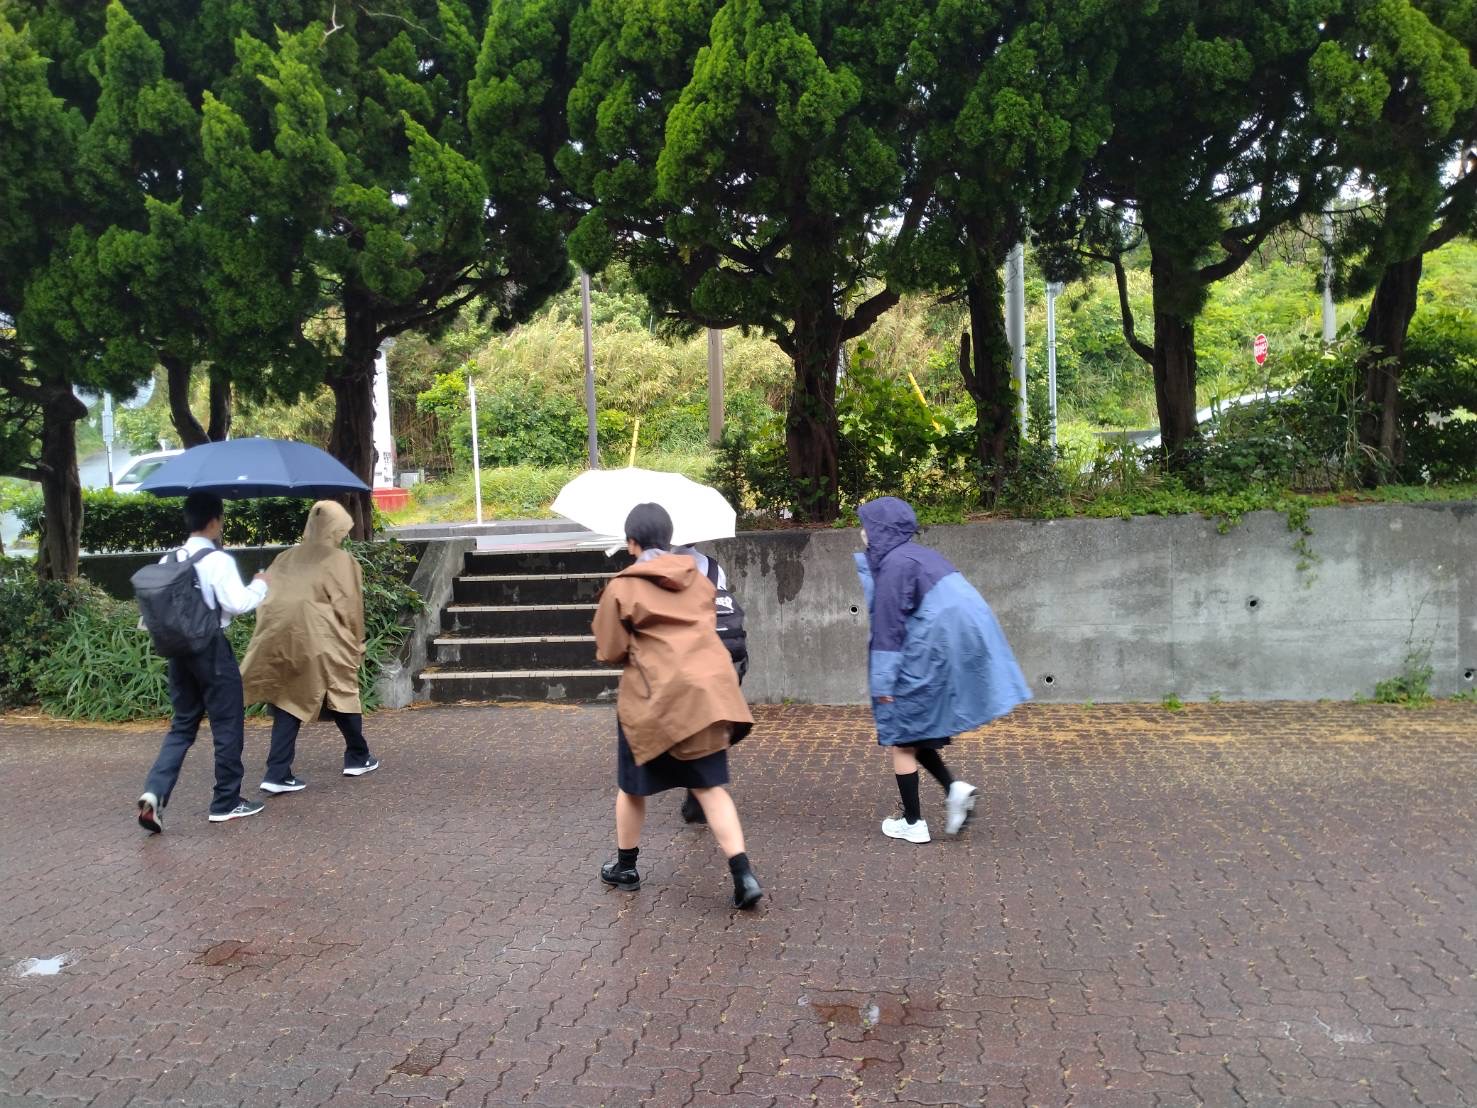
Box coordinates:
[241,500,364,721]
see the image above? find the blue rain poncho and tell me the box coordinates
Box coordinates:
[855,497,1030,746]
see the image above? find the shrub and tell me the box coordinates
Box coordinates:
[1400,308,1477,483]
[6,541,423,720]
[12,489,382,553]
[0,558,104,709]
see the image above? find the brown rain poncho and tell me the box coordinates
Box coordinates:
[241,500,364,721]
[593,552,753,765]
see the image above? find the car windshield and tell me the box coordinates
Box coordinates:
[118,459,167,485]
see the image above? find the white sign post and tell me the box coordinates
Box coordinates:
[371,339,396,488]
[467,371,484,525]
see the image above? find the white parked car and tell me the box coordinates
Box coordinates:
[112,450,183,494]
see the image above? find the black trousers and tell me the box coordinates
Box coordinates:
[144,632,245,817]
[265,705,371,783]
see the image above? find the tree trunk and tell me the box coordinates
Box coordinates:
[1149,245,1200,466]
[207,372,232,442]
[960,270,1016,506]
[329,297,378,539]
[1357,253,1423,481]
[36,385,87,582]
[783,301,846,522]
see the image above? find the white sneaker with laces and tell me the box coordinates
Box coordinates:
[945,781,978,835]
[881,816,931,843]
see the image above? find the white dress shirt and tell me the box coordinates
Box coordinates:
[162,536,269,629]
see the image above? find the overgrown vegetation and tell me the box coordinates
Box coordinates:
[0,543,423,721]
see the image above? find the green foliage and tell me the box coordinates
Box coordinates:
[1370,646,1435,707]
[1161,693,1185,712]
[0,557,102,709]
[13,489,324,553]
[9,540,421,720]
[1400,308,1477,483]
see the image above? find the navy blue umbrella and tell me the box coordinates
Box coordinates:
[138,438,370,500]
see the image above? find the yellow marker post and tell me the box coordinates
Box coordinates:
[627,417,641,468]
[908,372,943,433]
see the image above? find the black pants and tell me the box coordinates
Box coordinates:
[265,705,371,784]
[144,632,245,817]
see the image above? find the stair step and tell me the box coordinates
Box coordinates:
[452,574,610,605]
[432,634,598,669]
[464,548,631,575]
[419,668,620,703]
[441,604,597,636]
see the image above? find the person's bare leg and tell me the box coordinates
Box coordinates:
[691,786,744,857]
[889,746,919,775]
[615,790,646,850]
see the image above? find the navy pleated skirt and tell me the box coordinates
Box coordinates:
[616,721,729,796]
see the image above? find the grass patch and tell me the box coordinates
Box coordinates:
[383,450,715,526]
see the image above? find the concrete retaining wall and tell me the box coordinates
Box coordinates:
[703,502,1477,704]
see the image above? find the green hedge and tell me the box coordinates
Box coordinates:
[13,489,385,553]
[1,541,424,720]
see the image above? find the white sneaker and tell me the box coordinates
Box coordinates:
[881,816,931,843]
[945,781,978,835]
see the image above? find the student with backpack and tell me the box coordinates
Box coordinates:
[134,493,271,832]
[593,503,763,908]
[671,543,747,825]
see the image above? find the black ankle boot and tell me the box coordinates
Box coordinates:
[728,853,762,909]
[601,846,640,891]
[680,791,707,824]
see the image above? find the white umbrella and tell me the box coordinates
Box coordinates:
[551,466,736,546]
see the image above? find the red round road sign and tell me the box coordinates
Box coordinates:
[1253,333,1269,365]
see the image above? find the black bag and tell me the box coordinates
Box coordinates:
[704,556,749,681]
[131,547,219,658]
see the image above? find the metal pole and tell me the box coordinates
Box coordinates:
[1006,242,1027,435]
[101,392,115,486]
[467,371,483,524]
[1321,211,1337,344]
[707,328,724,446]
[581,270,599,468]
[1046,282,1063,450]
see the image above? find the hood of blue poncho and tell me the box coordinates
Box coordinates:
[858,497,918,574]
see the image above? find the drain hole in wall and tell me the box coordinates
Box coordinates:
[1247,597,1260,610]
[1465,669,1475,682]
[849,605,859,614]
[1043,674,1055,686]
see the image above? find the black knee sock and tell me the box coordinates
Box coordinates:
[915,748,955,791]
[617,846,639,868]
[895,771,922,823]
[727,852,751,877]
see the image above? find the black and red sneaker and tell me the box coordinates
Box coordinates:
[137,792,163,834]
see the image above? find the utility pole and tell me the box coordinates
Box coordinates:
[707,329,724,446]
[1322,211,1337,344]
[581,270,598,468]
[1005,242,1028,435]
[1046,281,1063,450]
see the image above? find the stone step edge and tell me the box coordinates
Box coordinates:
[419,668,618,680]
[457,572,611,582]
[433,635,594,645]
[445,603,597,613]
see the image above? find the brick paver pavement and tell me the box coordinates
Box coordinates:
[1,701,1475,1107]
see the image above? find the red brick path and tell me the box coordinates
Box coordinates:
[1,702,1475,1106]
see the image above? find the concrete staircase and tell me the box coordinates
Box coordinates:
[417,545,630,702]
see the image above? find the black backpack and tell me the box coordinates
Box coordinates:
[131,547,220,658]
[704,556,749,681]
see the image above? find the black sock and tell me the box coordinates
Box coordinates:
[916,748,955,791]
[895,772,921,824]
[617,846,639,868]
[727,852,751,876]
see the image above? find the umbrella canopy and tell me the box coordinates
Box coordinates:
[551,467,736,545]
[138,438,370,500]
